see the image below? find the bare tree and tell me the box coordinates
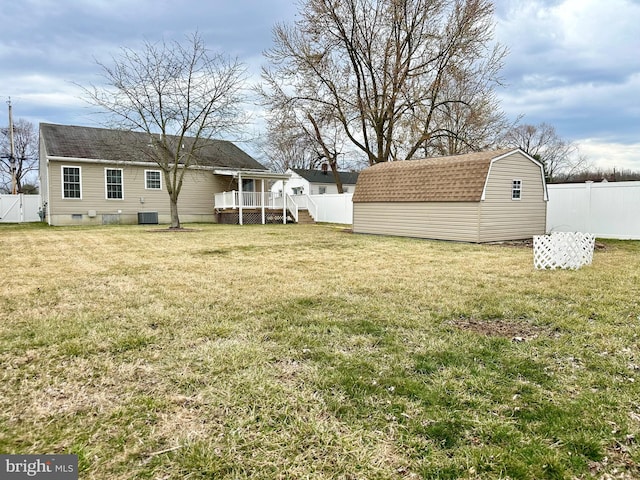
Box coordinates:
[260,107,322,172]
[0,119,39,194]
[82,32,247,228]
[260,0,507,168]
[408,62,514,157]
[560,167,640,183]
[502,123,588,182]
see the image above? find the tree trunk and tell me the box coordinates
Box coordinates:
[329,160,343,193]
[169,195,181,229]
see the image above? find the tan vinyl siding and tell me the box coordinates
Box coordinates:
[47,160,221,225]
[353,202,481,242]
[478,152,547,242]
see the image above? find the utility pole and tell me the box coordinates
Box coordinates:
[7,98,17,194]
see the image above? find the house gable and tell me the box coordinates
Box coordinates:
[292,168,360,186]
[480,149,548,202]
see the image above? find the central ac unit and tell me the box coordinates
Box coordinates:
[138,212,159,224]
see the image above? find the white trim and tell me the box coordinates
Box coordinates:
[144,169,162,190]
[104,167,124,200]
[511,179,522,201]
[480,149,548,202]
[238,172,243,225]
[61,165,82,200]
[213,168,291,180]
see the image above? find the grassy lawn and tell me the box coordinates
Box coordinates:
[1,223,639,479]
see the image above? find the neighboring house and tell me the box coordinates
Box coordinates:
[39,123,290,226]
[352,148,548,243]
[271,168,360,196]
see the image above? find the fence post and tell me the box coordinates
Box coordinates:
[585,181,593,233]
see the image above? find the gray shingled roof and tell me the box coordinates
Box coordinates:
[40,123,267,171]
[292,168,360,185]
[352,149,516,203]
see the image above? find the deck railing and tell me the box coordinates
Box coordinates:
[214,191,316,224]
[285,194,298,223]
[214,191,281,210]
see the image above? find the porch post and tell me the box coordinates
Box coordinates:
[282,179,287,224]
[261,178,266,224]
[238,172,243,225]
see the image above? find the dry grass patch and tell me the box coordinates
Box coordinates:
[1,223,639,479]
[450,317,554,341]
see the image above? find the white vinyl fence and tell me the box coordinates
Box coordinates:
[0,194,42,223]
[307,193,353,224]
[546,182,640,240]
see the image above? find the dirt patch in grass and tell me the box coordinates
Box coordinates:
[147,227,201,233]
[451,317,550,341]
[490,238,608,250]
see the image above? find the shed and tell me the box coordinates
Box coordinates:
[352,149,548,243]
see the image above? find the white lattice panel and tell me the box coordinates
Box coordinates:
[533,232,595,270]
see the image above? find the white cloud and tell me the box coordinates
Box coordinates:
[495,0,640,147]
[578,139,640,170]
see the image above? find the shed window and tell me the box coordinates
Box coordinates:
[512,180,522,200]
[62,166,82,199]
[105,168,123,199]
[319,186,327,194]
[145,170,162,190]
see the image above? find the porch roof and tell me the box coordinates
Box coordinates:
[213,168,291,180]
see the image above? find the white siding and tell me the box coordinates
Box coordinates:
[272,169,357,195]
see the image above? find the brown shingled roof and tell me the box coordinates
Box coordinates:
[352,149,515,203]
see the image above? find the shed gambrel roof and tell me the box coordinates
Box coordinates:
[40,123,266,171]
[353,149,526,203]
[292,168,360,185]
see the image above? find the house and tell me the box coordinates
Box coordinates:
[271,167,360,196]
[39,123,291,226]
[352,148,548,243]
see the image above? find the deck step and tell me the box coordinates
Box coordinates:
[297,210,315,224]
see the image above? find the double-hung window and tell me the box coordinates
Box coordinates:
[62,166,82,199]
[145,170,162,190]
[105,168,124,199]
[512,179,522,200]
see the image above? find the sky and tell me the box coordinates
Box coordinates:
[0,0,638,171]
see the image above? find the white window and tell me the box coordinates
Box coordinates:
[62,166,82,199]
[105,168,124,199]
[512,179,522,200]
[145,170,162,190]
[319,186,327,194]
